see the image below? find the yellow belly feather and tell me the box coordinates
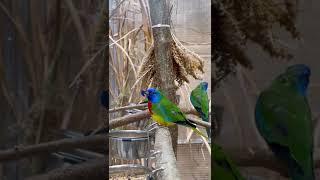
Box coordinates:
[151,114,174,126]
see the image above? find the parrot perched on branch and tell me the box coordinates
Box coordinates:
[141,88,208,140]
[212,143,245,180]
[190,82,211,140]
[255,64,314,180]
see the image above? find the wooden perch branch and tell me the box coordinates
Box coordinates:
[109,110,150,129]
[10,146,320,179]
[109,103,147,113]
[227,148,320,177]
[0,135,106,162]
[109,108,201,129]
[187,116,211,128]
[26,159,106,180]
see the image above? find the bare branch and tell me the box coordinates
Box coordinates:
[109,109,207,129]
[187,116,211,128]
[109,103,147,113]
[22,148,320,179]
[227,148,320,177]
[25,159,106,180]
[109,110,150,129]
[0,135,106,162]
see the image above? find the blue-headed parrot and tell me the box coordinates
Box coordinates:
[141,88,208,140]
[190,82,211,140]
[255,64,314,180]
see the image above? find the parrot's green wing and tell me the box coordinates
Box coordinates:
[190,86,209,122]
[151,93,195,126]
[150,91,208,139]
[255,86,313,178]
[190,85,211,139]
[212,144,245,180]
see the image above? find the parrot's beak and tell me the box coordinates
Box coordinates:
[141,90,148,97]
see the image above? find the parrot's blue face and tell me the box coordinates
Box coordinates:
[285,64,311,96]
[141,88,161,103]
[200,82,208,91]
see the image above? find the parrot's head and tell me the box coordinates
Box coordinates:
[277,64,311,95]
[199,82,208,91]
[141,88,161,103]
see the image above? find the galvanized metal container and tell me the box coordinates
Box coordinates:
[109,130,152,160]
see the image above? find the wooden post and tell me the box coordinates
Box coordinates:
[148,0,180,179]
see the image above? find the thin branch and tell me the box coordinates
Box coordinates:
[0,1,30,46]
[109,110,150,129]
[228,148,320,177]
[65,0,87,52]
[23,148,320,179]
[109,103,147,113]
[109,109,204,129]
[0,135,106,162]
[110,0,128,18]
[25,159,106,180]
[69,44,107,88]
[109,35,138,78]
[187,116,211,129]
[109,26,142,47]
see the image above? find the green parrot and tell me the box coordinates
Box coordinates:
[141,88,208,140]
[190,82,210,139]
[212,143,246,180]
[255,64,314,180]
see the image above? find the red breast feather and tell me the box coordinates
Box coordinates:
[147,101,153,114]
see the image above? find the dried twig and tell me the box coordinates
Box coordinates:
[65,0,87,52]
[25,159,107,180]
[109,103,147,113]
[69,44,107,88]
[0,135,106,162]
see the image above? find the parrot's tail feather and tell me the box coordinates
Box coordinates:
[205,128,211,139]
[288,156,314,180]
[192,127,208,140]
[289,167,315,180]
[269,142,315,180]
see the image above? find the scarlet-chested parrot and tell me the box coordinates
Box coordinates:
[212,143,245,180]
[190,82,210,140]
[255,64,314,180]
[141,88,208,140]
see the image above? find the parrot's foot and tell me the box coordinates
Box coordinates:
[145,122,159,132]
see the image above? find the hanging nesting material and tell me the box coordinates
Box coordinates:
[135,26,205,91]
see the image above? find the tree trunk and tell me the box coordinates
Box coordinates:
[148,0,180,179]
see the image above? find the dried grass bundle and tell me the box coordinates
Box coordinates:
[212,0,300,88]
[136,30,205,90]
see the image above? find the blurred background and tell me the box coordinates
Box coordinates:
[0,0,106,179]
[213,0,320,179]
